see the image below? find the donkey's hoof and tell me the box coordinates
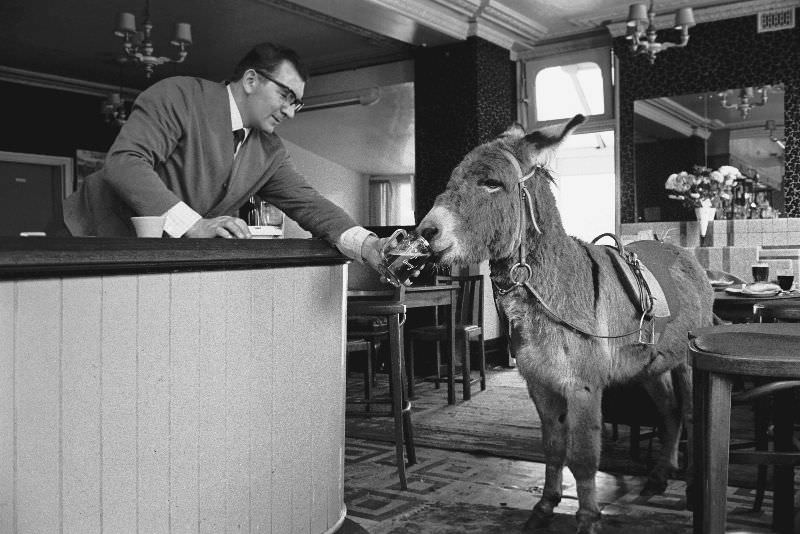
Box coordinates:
[576,510,602,534]
[523,503,554,531]
[640,477,668,496]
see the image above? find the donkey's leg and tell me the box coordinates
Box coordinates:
[640,369,683,496]
[564,385,604,534]
[524,385,567,531]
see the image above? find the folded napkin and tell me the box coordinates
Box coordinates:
[743,282,781,295]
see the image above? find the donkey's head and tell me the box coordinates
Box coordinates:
[417,114,585,266]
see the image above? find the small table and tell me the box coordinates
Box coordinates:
[713,289,800,323]
[348,283,461,404]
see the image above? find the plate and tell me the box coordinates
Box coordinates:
[710,280,734,288]
[724,287,781,298]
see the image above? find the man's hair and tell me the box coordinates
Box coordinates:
[231,42,309,82]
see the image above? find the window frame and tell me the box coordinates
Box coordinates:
[524,47,614,129]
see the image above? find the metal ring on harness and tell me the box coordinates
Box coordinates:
[509,262,532,286]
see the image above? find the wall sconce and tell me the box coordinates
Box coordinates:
[626,1,695,64]
[718,86,768,119]
[101,92,128,127]
[114,0,192,78]
[765,119,786,150]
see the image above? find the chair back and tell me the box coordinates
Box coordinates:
[448,275,483,327]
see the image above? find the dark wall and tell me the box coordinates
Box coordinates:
[615,9,800,221]
[0,81,121,161]
[414,37,516,220]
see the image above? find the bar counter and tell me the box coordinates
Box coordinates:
[0,237,349,534]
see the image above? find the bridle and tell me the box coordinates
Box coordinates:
[491,148,648,341]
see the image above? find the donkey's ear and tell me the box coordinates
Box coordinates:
[521,114,585,151]
[498,122,526,140]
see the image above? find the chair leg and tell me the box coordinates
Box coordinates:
[752,397,770,512]
[404,325,415,399]
[364,342,373,412]
[478,334,486,391]
[460,334,471,401]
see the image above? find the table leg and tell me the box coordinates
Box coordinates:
[772,389,795,533]
[705,372,732,534]
[447,290,456,405]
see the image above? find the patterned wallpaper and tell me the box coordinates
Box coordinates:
[414,37,515,220]
[615,9,800,222]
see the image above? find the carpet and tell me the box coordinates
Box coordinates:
[365,502,693,534]
[346,368,760,488]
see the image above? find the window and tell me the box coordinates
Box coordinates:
[369,175,415,226]
[523,47,614,128]
[550,131,616,242]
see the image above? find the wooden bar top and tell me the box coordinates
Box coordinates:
[0,237,348,278]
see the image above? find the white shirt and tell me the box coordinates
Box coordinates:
[161,85,374,263]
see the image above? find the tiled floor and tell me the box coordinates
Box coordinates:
[342,437,776,533]
[340,367,789,533]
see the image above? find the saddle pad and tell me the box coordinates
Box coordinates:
[626,240,682,321]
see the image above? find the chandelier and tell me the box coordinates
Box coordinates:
[114,0,192,78]
[719,87,768,119]
[626,1,695,64]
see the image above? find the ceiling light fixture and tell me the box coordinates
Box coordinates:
[626,1,695,64]
[114,0,192,78]
[719,86,768,119]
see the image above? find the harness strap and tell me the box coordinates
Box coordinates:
[491,151,652,343]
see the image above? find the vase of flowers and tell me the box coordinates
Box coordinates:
[665,165,740,237]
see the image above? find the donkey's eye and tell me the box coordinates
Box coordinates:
[479,178,504,192]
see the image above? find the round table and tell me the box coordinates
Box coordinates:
[713,289,800,323]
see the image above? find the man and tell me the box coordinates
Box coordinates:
[62,41,385,270]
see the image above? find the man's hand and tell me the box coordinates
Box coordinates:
[361,234,420,286]
[184,216,251,238]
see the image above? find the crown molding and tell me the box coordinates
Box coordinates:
[363,0,470,40]
[513,31,612,61]
[361,0,547,51]
[605,0,799,37]
[0,66,139,99]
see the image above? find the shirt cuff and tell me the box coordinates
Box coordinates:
[336,226,375,264]
[162,202,202,238]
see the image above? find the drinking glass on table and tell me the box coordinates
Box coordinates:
[777,269,795,291]
[751,263,770,283]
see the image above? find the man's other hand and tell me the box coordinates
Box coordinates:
[185,216,251,238]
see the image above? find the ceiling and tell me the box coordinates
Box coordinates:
[1,0,787,175]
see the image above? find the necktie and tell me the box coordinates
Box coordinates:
[233,128,245,154]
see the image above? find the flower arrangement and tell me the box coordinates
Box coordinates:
[665,165,740,210]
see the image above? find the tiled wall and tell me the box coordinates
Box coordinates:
[621,218,800,281]
[621,217,800,249]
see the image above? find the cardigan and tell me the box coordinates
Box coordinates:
[63,76,357,243]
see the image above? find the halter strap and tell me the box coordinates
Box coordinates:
[492,149,645,342]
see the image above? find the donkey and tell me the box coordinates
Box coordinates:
[416,115,714,533]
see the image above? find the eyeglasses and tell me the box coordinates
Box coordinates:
[254,69,304,112]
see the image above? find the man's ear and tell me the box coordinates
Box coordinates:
[241,69,260,95]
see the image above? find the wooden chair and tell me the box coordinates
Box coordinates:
[346,298,416,490]
[688,323,800,534]
[406,274,486,402]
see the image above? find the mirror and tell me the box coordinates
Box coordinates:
[633,84,785,222]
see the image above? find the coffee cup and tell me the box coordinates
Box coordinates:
[377,229,431,287]
[751,263,769,283]
[131,216,166,238]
